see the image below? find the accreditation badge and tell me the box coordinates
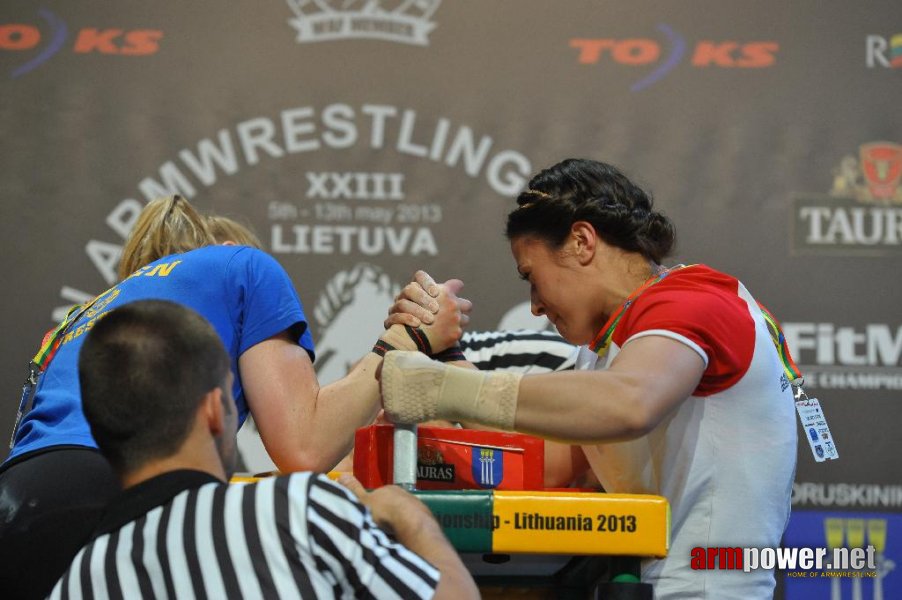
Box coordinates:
[795,397,839,462]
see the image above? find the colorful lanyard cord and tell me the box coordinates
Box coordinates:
[757,303,805,388]
[9,296,100,448]
[587,264,804,390]
[589,264,692,358]
[31,303,85,375]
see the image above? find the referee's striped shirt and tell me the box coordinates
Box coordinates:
[460,329,579,374]
[49,470,439,599]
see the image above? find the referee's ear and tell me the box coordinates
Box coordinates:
[202,387,226,436]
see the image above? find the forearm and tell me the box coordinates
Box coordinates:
[307,353,384,470]
[294,325,429,471]
[340,474,479,600]
[514,370,653,444]
[246,328,411,474]
[392,517,479,600]
[382,337,705,446]
[543,440,590,488]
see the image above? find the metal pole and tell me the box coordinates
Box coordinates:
[393,423,418,491]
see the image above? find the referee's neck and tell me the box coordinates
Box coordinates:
[120,430,227,489]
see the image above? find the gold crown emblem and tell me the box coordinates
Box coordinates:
[286,0,442,45]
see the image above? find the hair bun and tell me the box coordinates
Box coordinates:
[638,212,676,262]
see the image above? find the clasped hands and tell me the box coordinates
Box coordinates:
[384,270,472,354]
[377,272,521,430]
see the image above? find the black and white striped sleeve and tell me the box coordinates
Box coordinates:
[460,329,579,373]
[288,473,440,599]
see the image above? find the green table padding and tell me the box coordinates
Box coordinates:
[413,490,495,553]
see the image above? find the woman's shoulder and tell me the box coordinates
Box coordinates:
[665,263,737,284]
[183,245,277,268]
[648,264,744,299]
[188,244,260,258]
[631,264,752,321]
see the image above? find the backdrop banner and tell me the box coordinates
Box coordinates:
[2,2,899,595]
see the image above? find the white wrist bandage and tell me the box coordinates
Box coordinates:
[381,351,521,430]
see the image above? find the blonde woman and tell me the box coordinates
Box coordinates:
[1,195,465,598]
[207,213,263,248]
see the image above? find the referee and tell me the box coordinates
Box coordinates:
[460,329,578,373]
[48,300,478,599]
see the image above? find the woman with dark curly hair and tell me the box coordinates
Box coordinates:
[382,158,798,598]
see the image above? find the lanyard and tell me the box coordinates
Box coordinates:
[584,267,828,458]
[587,265,805,392]
[9,294,103,448]
[757,303,805,391]
[589,264,692,358]
[31,304,84,373]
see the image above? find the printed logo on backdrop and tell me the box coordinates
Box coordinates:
[782,322,902,391]
[0,8,162,78]
[569,24,778,91]
[793,482,902,509]
[270,169,440,257]
[57,102,532,323]
[791,142,902,256]
[59,104,531,476]
[312,263,399,385]
[866,33,902,69]
[285,0,441,45]
[782,510,897,599]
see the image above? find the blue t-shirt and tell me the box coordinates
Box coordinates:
[6,245,315,463]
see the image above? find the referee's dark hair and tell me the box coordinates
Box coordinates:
[78,299,230,474]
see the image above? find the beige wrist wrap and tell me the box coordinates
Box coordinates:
[381,351,521,430]
[378,324,421,352]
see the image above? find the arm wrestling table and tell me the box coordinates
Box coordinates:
[234,423,669,599]
[355,424,669,600]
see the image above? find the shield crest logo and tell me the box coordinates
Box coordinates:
[859,142,902,200]
[472,447,504,489]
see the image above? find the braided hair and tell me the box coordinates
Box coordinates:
[506,159,675,263]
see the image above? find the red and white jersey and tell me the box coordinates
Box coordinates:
[577,265,797,599]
